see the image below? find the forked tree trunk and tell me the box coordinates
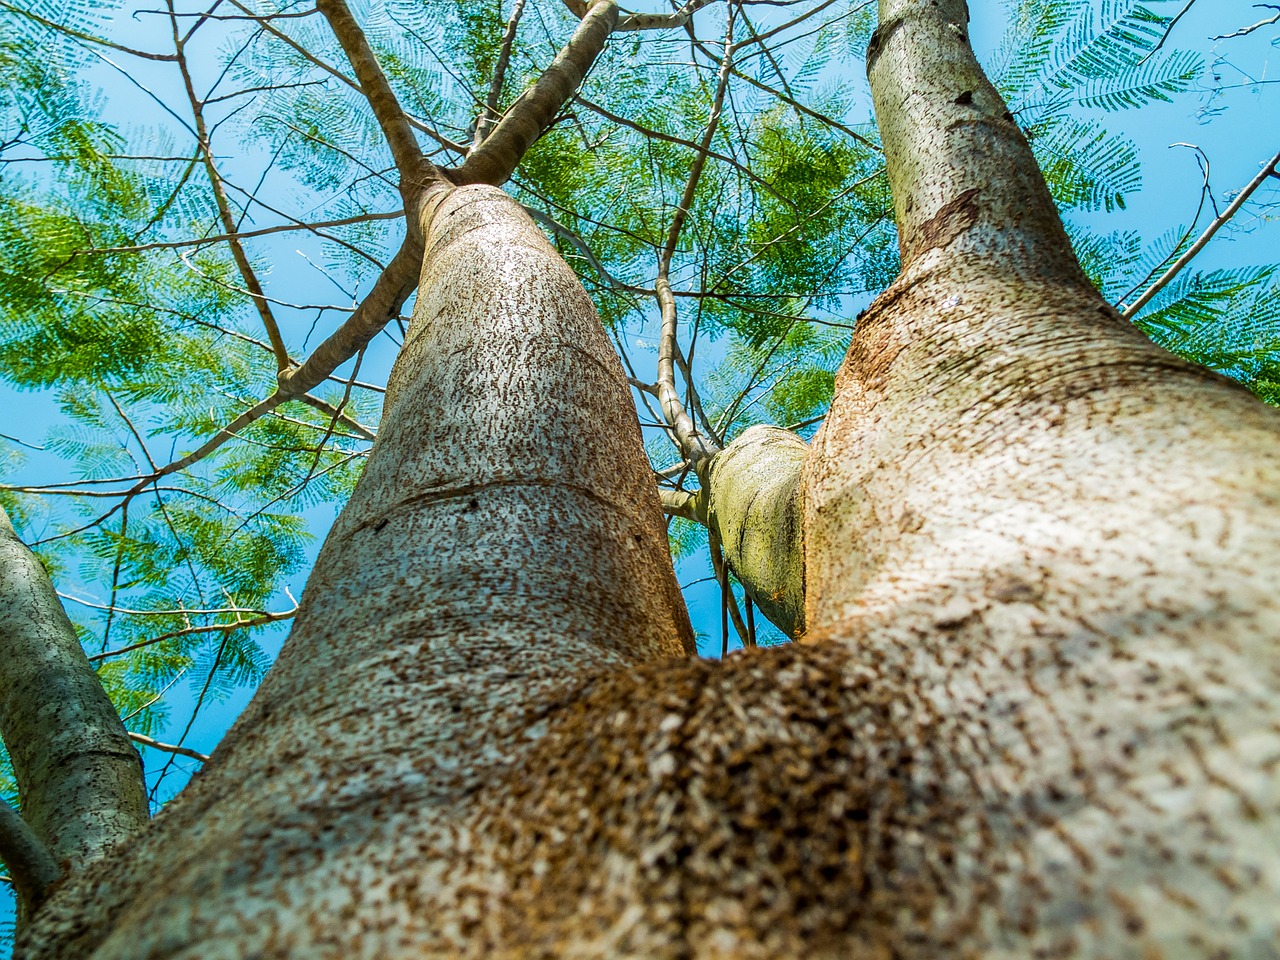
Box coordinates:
[14,1,1280,957]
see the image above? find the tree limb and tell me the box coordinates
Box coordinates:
[454,0,619,185]
[127,733,210,763]
[472,0,528,149]
[654,19,734,477]
[1122,148,1280,319]
[315,0,439,197]
[0,508,148,884]
[0,798,60,919]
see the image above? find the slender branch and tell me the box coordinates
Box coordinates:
[0,0,176,61]
[299,394,376,441]
[521,204,647,292]
[473,0,528,149]
[709,526,751,651]
[315,0,437,195]
[654,18,735,477]
[169,3,291,370]
[1138,0,1199,64]
[127,733,210,763]
[454,0,619,185]
[278,235,425,397]
[86,210,404,253]
[1122,148,1280,319]
[90,608,296,662]
[572,94,791,199]
[1214,4,1280,40]
[0,798,60,917]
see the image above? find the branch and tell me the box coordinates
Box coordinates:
[617,0,718,31]
[87,210,404,253]
[454,0,619,185]
[0,508,148,878]
[278,234,425,397]
[315,0,438,193]
[127,733,210,763]
[170,16,291,370]
[1214,4,1280,39]
[299,394,376,441]
[473,0,528,149]
[654,21,735,477]
[0,798,60,917]
[0,798,59,926]
[1122,148,1280,319]
[659,488,704,522]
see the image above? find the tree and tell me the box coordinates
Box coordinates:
[2,0,1279,955]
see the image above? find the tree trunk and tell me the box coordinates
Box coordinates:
[15,184,693,958]
[15,1,1280,957]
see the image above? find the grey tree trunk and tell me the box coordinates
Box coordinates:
[13,1,1280,957]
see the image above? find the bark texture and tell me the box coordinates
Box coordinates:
[705,426,806,639]
[0,507,147,911]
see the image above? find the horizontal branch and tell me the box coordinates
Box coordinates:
[90,608,296,662]
[86,210,404,254]
[127,733,210,763]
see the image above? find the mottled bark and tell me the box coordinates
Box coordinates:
[0,508,147,917]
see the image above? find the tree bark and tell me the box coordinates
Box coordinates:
[0,507,147,924]
[16,184,694,959]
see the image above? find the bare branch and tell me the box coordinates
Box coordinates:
[0,0,176,61]
[654,20,735,477]
[1122,148,1280,319]
[127,733,210,763]
[169,7,291,370]
[87,210,404,253]
[279,234,425,398]
[315,0,438,194]
[1214,4,1280,40]
[473,0,528,149]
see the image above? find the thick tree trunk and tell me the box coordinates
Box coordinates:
[15,2,1280,957]
[15,185,693,958]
